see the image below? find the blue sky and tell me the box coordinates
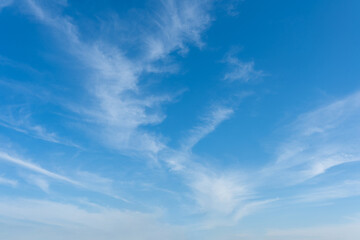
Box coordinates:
[1,0,360,239]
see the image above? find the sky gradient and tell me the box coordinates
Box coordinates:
[1,0,360,239]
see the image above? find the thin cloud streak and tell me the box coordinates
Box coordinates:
[0,198,185,240]
[266,221,360,240]
[6,0,359,236]
[0,0,12,11]
[20,0,213,156]
[0,118,79,148]
[262,91,360,185]
[182,106,234,151]
[294,180,360,203]
[223,51,264,82]
[0,151,79,185]
[0,176,17,187]
[0,151,129,201]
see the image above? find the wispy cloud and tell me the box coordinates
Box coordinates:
[233,198,277,221]
[0,176,17,187]
[162,104,236,172]
[223,51,264,82]
[0,198,185,240]
[0,103,80,148]
[181,106,234,151]
[74,171,129,202]
[158,102,273,226]
[2,0,360,238]
[0,150,129,200]
[24,174,50,192]
[162,156,264,227]
[19,0,213,157]
[143,0,212,60]
[155,163,275,230]
[263,91,360,184]
[0,0,13,11]
[183,163,276,228]
[189,168,251,215]
[0,151,79,185]
[0,151,130,202]
[0,55,40,74]
[18,0,164,154]
[221,0,243,17]
[13,2,258,222]
[0,118,59,143]
[294,180,360,203]
[266,220,360,240]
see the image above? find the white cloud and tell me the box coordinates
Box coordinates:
[3,0,360,237]
[0,176,17,187]
[143,0,212,60]
[222,0,243,17]
[18,0,165,154]
[233,198,277,221]
[20,0,213,156]
[0,0,12,11]
[294,180,360,203]
[9,0,275,230]
[0,151,129,200]
[292,91,360,137]
[162,105,235,172]
[264,91,360,184]
[24,174,50,192]
[0,104,80,148]
[190,169,250,215]
[223,52,264,82]
[159,104,270,226]
[0,55,40,73]
[183,163,276,229]
[182,106,234,151]
[0,198,185,240]
[266,221,360,240]
[0,151,79,185]
[75,171,129,202]
[16,3,257,224]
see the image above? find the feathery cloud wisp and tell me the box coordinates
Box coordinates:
[0,151,79,185]
[0,0,12,11]
[182,106,234,151]
[21,0,213,156]
[223,51,264,82]
[0,198,185,240]
[264,91,360,184]
[0,176,17,187]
